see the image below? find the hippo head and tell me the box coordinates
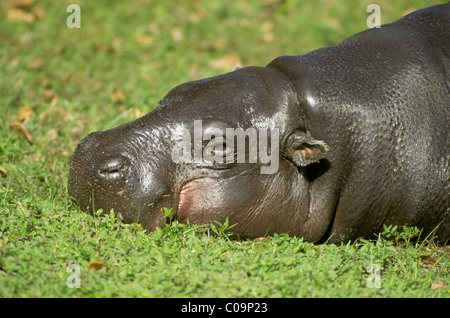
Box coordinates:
[68,66,330,239]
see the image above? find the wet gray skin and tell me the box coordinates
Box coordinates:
[68,4,449,244]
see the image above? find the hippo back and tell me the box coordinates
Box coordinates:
[268,4,449,242]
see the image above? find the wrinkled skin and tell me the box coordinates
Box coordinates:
[68,4,449,244]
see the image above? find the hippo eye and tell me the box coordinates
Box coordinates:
[202,139,235,168]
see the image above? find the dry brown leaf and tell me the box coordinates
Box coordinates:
[189,66,199,81]
[10,121,34,144]
[17,203,28,211]
[198,41,221,51]
[49,95,58,108]
[254,237,271,242]
[135,34,155,46]
[261,32,274,43]
[188,8,208,24]
[420,255,438,266]
[9,0,35,8]
[33,6,45,20]
[261,20,274,33]
[27,57,44,70]
[130,107,145,120]
[170,28,183,42]
[112,37,123,51]
[328,18,342,29]
[88,261,105,271]
[43,89,56,100]
[7,8,35,23]
[430,281,446,290]
[43,128,58,142]
[14,78,24,90]
[60,73,71,83]
[210,54,241,70]
[111,88,126,103]
[316,249,323,258]
[260,21,275,43]
[17,106,33,121]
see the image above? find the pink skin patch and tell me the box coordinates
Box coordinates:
[177,178,227,223]
[177,180,199,220]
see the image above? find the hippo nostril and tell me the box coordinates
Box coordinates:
[98,158,125,176]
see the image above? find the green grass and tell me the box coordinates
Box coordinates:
[0,0,448,298]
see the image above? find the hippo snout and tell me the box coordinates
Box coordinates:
[68,131,169,230]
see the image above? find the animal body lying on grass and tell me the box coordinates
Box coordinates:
[68,4,449,244]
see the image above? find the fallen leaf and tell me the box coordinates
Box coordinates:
[112,36,123,51]
[40,77,48,87]
[27,57,44,70]
[135,34,155,46]
[254,237,270,242]
[14,78,24,89]
[261,32,274,43]
[0,167,7,175]
[10,0,35,8]
[17,106,33,121]
[111,88,126,103]
[49,95,58,108]
[17,203,28,211]
[420,255,438,266]
[328,18,342,29]
[262,0,282,5]
[430,281,446,290]
[261,20,274,33]
[198,41,221,51]
[210,54,241,70]
[170,27,183,42]
[43,128,58,142]
[88,261,105,271]
[129,107,145,120]
[33,6,45,20]
[10,121,34,144]
[316,249,323,258]
[188,9,208,24]
[43,89,56,100]
[189,66,199,81]
[260,21,275,43]
[7,8,35,24]
[60,73,71,83]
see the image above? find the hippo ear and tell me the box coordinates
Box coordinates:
[283,131,330,167]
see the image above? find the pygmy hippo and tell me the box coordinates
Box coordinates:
[68,4,449,244]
